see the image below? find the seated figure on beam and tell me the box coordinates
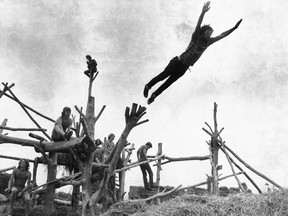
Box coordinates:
[137,142,157,191]
[6,159,31,216]
[84,55,97,78]
[51,106,73,142]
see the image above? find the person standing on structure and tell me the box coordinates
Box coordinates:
[137,142,156,190]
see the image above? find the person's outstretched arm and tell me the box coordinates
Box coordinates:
[211,19,242,43]
[195,1,211,34]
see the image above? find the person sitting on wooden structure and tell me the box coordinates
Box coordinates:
[137,142,157,190]
[103,133,115,157]
[51,106,73,142]
[5,159,31,216]
[143,1,242,104]
[84,55,98,78]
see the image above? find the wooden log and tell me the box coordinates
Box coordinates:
[94,105,106,123]
[114,155,164,174]
[219,146,262,194]
[0,90,55,123]
[160,155,210,165]
[118,143,135,201]
[181,172,244,190]
[220,139,245,192]
[142,185,182,202]
[0,166,15,173]
[3,84,51,141]
[0,83,15,99]
[0,126,47,132]
[0,134,84,153]
[0,119,8,134]
[223,143,283,190]
[32,158,39,187]
[156,143,163,186]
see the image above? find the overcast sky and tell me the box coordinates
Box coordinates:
[1,0,288,193]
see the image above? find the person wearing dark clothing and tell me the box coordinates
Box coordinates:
[6,159,31,216]
[143,1,242,104]
[137,142,156,190]
[84,55,98,78]
[51,107,73,142]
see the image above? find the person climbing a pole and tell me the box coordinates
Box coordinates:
[137,142,157,190]
[51,106,73,142]
[143,1,242,104]
[6,159,31,216]
[84,55,98,78]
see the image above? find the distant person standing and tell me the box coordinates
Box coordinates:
[103,133,116,158]
[6,159,31,216]
[84,55,98,78]
[137,142,156,190]
[143,1,242,104]
[51,107,73,142]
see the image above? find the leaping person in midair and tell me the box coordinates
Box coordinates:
[143,1,242,104]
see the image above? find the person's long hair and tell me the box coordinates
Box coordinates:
[18,159,30,171]
[199,25,213,36]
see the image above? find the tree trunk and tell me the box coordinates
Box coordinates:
[43,153,57,216]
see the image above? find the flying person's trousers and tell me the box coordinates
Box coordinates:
[146,56,189,98]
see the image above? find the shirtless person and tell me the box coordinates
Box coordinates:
[6,159,31,216]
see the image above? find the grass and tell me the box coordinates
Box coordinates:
[104,189,288,216]
[1,189,288,215]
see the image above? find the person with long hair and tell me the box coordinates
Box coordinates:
[143,1,242,104]
[6,159,31,216]
[51,106,73,142]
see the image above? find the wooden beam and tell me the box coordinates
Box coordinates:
[223,143,283,190]
[0,166,15,173]
[0,83,15,99]
[181,172,244,190]
[220,138,246,192]
[160,155,210,165]
[0,125,47,132]
[0,154,35,163]
[0,119,8,134]
[0,134,84,153]
[3,83,51,141]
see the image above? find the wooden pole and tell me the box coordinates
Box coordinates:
[156,143,163,186]
[0,119,8,134]
[0,83,15,99]
[0,166,15,173]
[0,90,55,123]
[0,125,47,132]
[219,146,262,194]
[181,172,244,190]
[0,154,35,163]
[160,155,209,165]
[211,102,219,195]
[32,157,39,188]
[223,143,283,190]
[220,139,245,192]
[3,84,52,141]
[156,142,163,205]
[118,143,135,201]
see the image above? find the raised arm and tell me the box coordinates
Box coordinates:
[211,19,242,43]
[195,1,211,34]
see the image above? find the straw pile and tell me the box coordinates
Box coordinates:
[103,189,288,216]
